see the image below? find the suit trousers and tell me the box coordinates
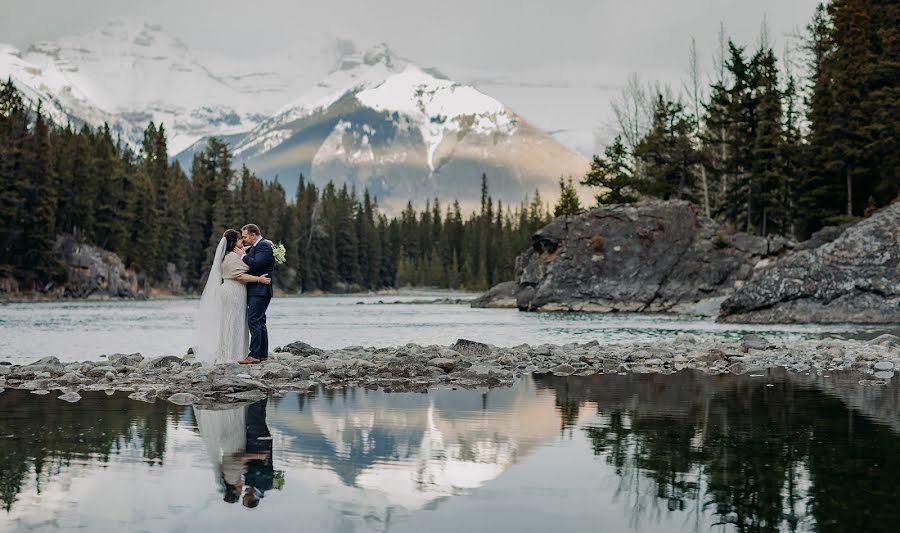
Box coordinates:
[247,295,271,360]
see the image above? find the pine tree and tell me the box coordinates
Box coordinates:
[634,95,700,202]
[19,105,59,286]
[554,176,583,217]
[581,136,639,204]
[0,78,28,261]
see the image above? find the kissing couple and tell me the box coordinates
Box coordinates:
[193,224,275,365]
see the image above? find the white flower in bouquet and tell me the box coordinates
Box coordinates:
[273,242,287,265]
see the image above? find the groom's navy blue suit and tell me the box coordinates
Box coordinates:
[242,238,274,360]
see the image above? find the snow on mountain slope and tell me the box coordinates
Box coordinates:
[3,18,352,154]
[0,43,118,129]
[2,19,590,210]
[225,45,588,211]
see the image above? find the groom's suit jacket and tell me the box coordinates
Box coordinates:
[242,239,275,298]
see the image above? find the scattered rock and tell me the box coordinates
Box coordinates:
[741,335,771,352]
[166,393,200,405]
[128,390,157,403]
[428,358,457,372]
[869,334,900,348]
[4,333,899,399]
[225,390,268,401]
[108,353,143,366]
[282,341,323,357]
[57,392,82,403]
[550,363,576,376]
[452,339,490,356]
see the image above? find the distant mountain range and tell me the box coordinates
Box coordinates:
[0,18,589,209]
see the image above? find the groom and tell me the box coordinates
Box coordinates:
[238,224,274,364]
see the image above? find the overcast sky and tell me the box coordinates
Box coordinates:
[4,0,820,71]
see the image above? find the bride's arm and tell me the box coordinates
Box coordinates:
[236,273,271,284]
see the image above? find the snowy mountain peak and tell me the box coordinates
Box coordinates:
[26,17,189,63]
[363,43,399,68]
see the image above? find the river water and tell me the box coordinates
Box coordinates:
[0,370,897,532]
[0,293,895,364]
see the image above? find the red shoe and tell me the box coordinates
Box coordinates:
[238,357,261,365]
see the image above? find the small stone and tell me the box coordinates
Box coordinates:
[225,390,267,401]
[874,361,895,371]
[728,363,748,375]
[87,365,117,378]
[428,358,457,372]
[128,390,156,403]
[874,371,894,380]
[741,335,770,352]
[282,341,323,357]
[675,333,698,344]
[451,339,491,357]
[104,371,116,381]
[31,389,51,395]
[549,363,576,376]
[139,355,183,370]
[868,334,900,348]
[58,392,82,403]
[109,353,143,366]
[166,393,200,405]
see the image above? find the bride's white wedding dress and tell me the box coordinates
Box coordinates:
[193,405,247,490]
[193,237,250,365]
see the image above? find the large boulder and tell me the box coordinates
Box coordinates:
[720,202,900,323]
[55,235,140,298]
[511,201,790,314]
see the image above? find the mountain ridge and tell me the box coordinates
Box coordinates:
[1,18,589,209]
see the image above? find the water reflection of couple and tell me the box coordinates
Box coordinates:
[194,399,276,509]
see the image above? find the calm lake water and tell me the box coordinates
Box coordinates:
[0,370,897,532]
[0,294,896,364]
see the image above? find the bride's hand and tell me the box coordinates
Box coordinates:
[258,274,271,285]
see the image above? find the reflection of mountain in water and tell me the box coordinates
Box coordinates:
[533,370,900,532]
[1,372,898,532]
[267,381,560,518]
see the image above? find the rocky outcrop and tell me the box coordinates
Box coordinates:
[55,235,141,298]
[507,201,791,314]
[470,281,518,309]
[720,203,900,323]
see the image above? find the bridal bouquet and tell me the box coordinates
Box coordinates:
[273,242,287,265]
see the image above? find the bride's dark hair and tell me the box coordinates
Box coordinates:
[223,229,241,252]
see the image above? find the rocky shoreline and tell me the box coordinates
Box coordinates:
[1,334,897,406]
[474,200,900,324]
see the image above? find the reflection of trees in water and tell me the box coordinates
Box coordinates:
[0,390,184,511]
[535,371,900,533]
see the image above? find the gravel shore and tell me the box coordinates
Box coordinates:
[1,334,897,406]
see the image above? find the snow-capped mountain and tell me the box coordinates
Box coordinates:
[214,45,589,210]
[2,18,589,209]
[1,18,347,154]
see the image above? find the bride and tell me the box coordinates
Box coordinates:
[193,229,271,365]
